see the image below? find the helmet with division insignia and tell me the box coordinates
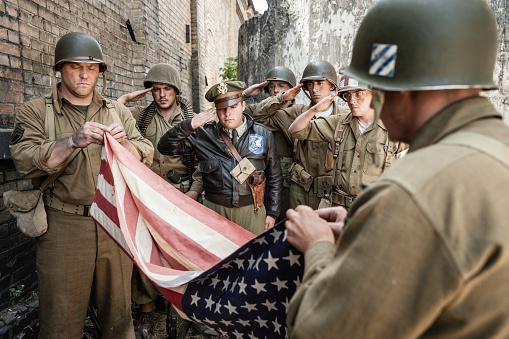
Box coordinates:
[54,32,106,72]
[264,66,296,93]
[343,0,498,91]
[144,63,182,94]
[300,60,338,91]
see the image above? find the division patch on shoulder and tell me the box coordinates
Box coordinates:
[10,124,25,145]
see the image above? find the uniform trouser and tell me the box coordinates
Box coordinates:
[203,199,267,235]
[277,186,291,222]
[131,264,160,306]
[289,183,322,210]
[36,208,134,339]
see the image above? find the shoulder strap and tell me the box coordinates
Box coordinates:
[221,130,243,163]
[440,132,509,169]
[330,116,349,184]
[136,102,157,137]
[44,94,56,141]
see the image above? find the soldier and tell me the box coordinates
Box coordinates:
[252,61,350,210]
[288,75,407,209]
[285,0,509,337]
[242,66,297,220]
[158,81,282,235]
[9,32,153,338]
[117,63,203,338]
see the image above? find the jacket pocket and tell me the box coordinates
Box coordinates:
[362,142,385,177]
[198,159,222,191]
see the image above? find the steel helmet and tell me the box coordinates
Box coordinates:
[300,61,338,90]
[264,66,296,93]
[54,32,106,72]
[338,75,370,93]
[144,63,182,94]
[343,0,498,91]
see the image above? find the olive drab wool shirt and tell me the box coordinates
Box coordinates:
[10,89,154,205]
[129,104,203,193]
[287,96,509,338]
[252,92,350,177]
[292,112,407,196]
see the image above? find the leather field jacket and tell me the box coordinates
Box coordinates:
[158,114,282,218]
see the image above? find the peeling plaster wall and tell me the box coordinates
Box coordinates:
[239,0,508,121]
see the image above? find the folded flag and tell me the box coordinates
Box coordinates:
[91,134,304,338]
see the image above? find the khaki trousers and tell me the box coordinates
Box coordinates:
[36,208,134,339]
[289,183,322,210]
[204,199,266,235]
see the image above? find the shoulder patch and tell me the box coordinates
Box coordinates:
[248,134,264,154]
[10,124,25,145]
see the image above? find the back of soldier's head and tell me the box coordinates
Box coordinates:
[343,0,498,91]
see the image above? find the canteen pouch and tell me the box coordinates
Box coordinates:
[247,171,266,213]
[316,175,333,198]
[4,190,47,237]
[290,163,313,192]
[230,157,256,184]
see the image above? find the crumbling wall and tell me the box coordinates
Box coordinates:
[238,0,508,121]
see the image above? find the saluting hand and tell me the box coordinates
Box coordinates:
[191,108,216,129]
[310,92,339,115]
[117,88,152,105]
[243,81,270,98]
[282,83,303,102]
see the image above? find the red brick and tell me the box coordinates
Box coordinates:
[7,31,19,44]
[0,104,15,113]
[0,28,7,40]
[0,91,23,104]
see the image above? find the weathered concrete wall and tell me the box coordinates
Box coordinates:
[238,0,509,122]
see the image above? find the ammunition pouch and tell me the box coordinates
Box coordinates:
[290,163,313,192]
[247,171,266,213]
[315,175,333,198]
[280,156,293,188]
[331,187,355,209]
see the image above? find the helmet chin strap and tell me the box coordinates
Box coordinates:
[101,71,107,95]
[369,88,385,167]
[51,69,61,114]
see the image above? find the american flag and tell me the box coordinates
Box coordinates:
[91,134,304,338]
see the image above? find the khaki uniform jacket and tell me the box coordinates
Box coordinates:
[287,96,509,338]
[10,89,154,205]
[130,104,203,193]
[252,93,350,177]
[292,112,407,196]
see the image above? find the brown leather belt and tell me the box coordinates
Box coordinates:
[43,194,91,216]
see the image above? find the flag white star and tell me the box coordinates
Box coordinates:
[239,248,249,256]
[254,236,268,245]
[238,277,248,295]
[224,300,238,315]
[233,257,245,269]
[222,275,231,291]
[273,318,282,334]
[270,228,283,242]
[218,328,229,335]
[230,277,239,292]
[251,279,267,294]
[220,319,233,327]
[294,275,301,289]
[204,295,215,310]
[254,256,263,271]
[283,229,288,242]
[210,275,221,288]
[271,277,288,291]
[241,301,257,312]
[247,255,256,269]
[204,317,215,325]
[262,299,277,311]
[237,319,250,327]
[263,251,279,270]
[282,297,290,311]
[222,262,233,269]
[233,329,243,339]
[214,299,222,314]
[283,250,301,266]
[249,330,258,339]
[190,291,201,306]
[254,316,268,328]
